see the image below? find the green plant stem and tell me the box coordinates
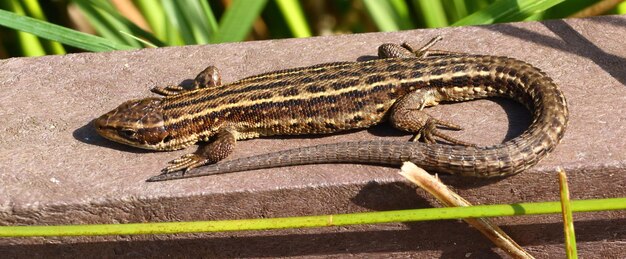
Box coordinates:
[1,197,624,237]
[559,169,578,258]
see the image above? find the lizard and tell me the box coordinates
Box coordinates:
[93,36,568,182]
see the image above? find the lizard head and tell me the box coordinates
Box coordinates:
[95,97,174,150]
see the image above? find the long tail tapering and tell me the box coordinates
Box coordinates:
[147,140,411,181]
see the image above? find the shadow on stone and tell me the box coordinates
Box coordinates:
[486,19,626,86]
[357,55,380,62]
[487,98,532,143]
[351,181,432,211]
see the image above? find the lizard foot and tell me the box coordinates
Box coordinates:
[412,116,475,146]
[151,65,223,97]
[390,88,476,147]
[151,85,185,96]
[161,154,211,174]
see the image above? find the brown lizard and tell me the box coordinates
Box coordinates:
[93,36,568,182]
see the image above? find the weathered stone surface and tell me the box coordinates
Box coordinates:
[1,15,625,257]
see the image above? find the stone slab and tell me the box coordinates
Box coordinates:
[1,15,625,257]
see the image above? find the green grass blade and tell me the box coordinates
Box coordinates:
[81,0,165,47]
[119,31,158,48]
[619,1,626,14]
[198,0,218,34]
[160,0,214,45]
[0,8,135,52]
[444,0,469,22]
[160,0,195,45]
[464,0,492,14]
[164,17,184,46]
[134,0,167,41]
[453,0,566,26]
[72,0,141,48]
[77,0,164,47]
[0,197,624,237]
[414,0,449,28]
[275,0,312,38]
[5,0,45,56]
[364,0,417,31]
[21,0,65,55]
[362,0,401,31]
[389,0,415,29]
[174,0,213,44]
[211,0,268,43]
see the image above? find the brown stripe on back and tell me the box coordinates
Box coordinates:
[386,63,409,72]
[281,87,300,97]
[337,70,361,77]
[365,74,386,84]
[248,92,273,101]
[234,61,356,84]
[165,81,400,134]
[164,57,436,121]
[429,67,449,76]
[163,61,377,111]
[306,85,327,93]
[330,79,360,90]
[296,77,315,84]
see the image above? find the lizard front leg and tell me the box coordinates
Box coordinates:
[161,127,238,174]
[151,65,223,96]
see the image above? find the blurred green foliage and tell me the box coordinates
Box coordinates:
[0,0,624,57]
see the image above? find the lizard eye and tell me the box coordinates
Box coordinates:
[120,129,137,139]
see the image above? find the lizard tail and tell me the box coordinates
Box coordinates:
[146,140,412,182]
[145,138,541,182]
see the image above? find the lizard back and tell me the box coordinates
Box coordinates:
[160,55,560,144]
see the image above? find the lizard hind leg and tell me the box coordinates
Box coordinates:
[390,89,475,146]
[151,66,223,96]
[378,36,470,59]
